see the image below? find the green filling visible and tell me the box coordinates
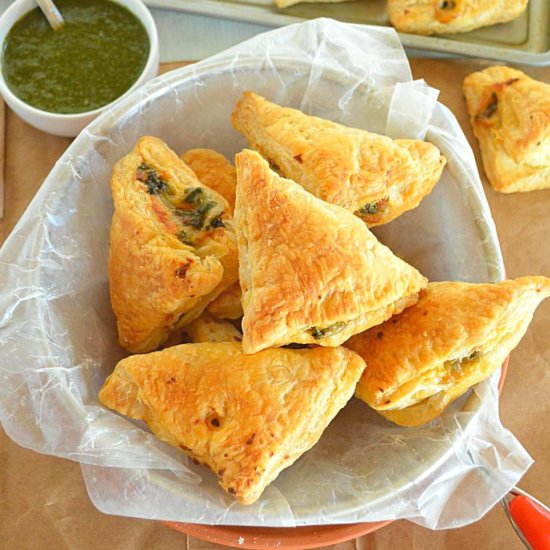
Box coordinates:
[481,93,498,119]
[446,350,482,372]
[439,0,456,8]
[136,163,169,195]
[177,230,194,246]
[308,322,347,340]
[178,187,226,230]
[356,198,387,217]
[135,169,226,246]
[175,201,216,229]
[184,187,206,205]
[210,216,225,228]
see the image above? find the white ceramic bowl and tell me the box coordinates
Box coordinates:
[0,0,159,137]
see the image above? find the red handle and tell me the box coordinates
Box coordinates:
[509,494,550,550]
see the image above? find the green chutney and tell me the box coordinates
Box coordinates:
[2,0,150,114]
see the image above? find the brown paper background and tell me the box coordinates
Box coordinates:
[0,60,549,550]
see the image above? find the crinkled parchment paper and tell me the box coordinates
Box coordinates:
[0,19,532,528]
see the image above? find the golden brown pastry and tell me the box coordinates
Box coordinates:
[234,149,428,354]
[181,148,237,211]
[388,0,529,35]
[232,92,446,227]
[99,342,365,505]
[109,136,239,354]
[182,313,242,343]
[347,277,550,427]
[463,66,550,193]
[206,281,243,320]
[180,149,243,319]
[275,0,354,7]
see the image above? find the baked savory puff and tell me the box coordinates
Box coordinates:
[347,277,550,427]
[234,149,428,355]
[99,342,365,505]
[182,312,242,343]
[180,149,243,319]
[388,0,529,35]
[463,66,550,193]
[232,92,446,227]
[181,148,237,211]
[109,136,238,354]
[206,281,243,320]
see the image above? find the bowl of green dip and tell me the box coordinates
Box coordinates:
[0,0,158,136]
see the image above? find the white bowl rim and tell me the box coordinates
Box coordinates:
[0,0,159,120]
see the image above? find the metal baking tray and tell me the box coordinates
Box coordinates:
[144,0,550,65]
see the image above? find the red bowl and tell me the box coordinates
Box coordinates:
[165,520,392,549]
[164,359,509,548]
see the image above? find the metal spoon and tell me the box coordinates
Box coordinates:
[35,0,64,31]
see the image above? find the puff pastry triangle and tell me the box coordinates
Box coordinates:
[99,342,365,505]
[109,136,238,353]
[348,277,550,426]
[463,66,550,193]
[234,149,428,354]
[232,92,446,226]
[388,0,529,36]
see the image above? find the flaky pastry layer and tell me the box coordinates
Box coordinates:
[99,343,365,504]
[347,276,550,426]
[206,281,243,320]
[234,149,427,354]
[232,92,445,227]
[388,0,529,36]
[182,312,242,343]
[464,66,550,193]
[109,137,238,353]
[181,148,237,211]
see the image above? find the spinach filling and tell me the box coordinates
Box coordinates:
[439,0,456,8]
[481,93,498,119]
[176,187,226,230]
[356,198,388,218]
[446,350,482,372]
[308,322,347,340]
[135,166,226,246]
[174,201,216,230]
[176,230,194,246]
[136,163,169,195]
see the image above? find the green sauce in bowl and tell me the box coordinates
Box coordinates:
[2,0,150,114]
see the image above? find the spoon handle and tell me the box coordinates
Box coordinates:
[501,486,550,550]
[35,0,64,31]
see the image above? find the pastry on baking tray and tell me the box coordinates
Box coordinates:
[275,0,354,7]
[234,149,428,354]
[463,66,550,193]
[109,136,239,354]
[181,148,237,211]
[347,277,550,427]
[207,281,243,320]
[387,0,529,36]
[182,312,242,343]
[232,92,446,227]
[98,342,365,504]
